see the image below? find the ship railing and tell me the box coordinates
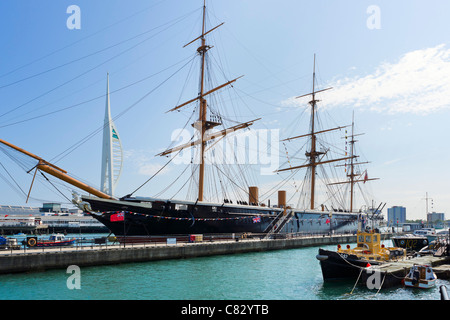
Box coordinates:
[264,230,357,239]
[0,230,363,255]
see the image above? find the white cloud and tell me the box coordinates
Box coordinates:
[124,149,171,176]
[383,158,402,166]
[138,163,171,176]
[283,44,450,115]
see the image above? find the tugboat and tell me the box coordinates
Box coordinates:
[404,264,437,289]
[316,215,406,281]
[24,234,76,248]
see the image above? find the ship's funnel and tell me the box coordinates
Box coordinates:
[278,190,286,208]
[249,186,259,206]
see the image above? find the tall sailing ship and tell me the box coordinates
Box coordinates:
[0,2,382,241]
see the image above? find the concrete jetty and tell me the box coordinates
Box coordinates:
[361,254,450,288]
[0,233,361,275]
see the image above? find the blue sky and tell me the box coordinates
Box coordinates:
[0,0,449,221]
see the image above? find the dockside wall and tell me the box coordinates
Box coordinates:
[0,234,362,274]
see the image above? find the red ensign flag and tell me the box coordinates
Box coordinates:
[110,212,125,222]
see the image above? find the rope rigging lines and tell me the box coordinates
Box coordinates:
[0,6,204,204]
[0,3,380,212]
[0,8,200,125]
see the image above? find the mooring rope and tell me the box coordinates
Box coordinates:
[350,267,364,295]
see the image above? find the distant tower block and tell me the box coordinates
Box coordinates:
[100,74,123,197]
[249,186,259,205]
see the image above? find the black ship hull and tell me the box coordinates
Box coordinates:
[391,236,428,252]
[316,248,381,281]
[78,196,361,240]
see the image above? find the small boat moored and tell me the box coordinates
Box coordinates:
[404,264,437,289]
[24,233,76,248]
[413,228,437,243]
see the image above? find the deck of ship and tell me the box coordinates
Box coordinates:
[361,254,450,288]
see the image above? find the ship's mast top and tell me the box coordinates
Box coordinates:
[159,0,258,202]
[310,54,317,130]
[328,112,379,211]
[307,54,323,209]
[197,0,208,202]
[277,55,353,210]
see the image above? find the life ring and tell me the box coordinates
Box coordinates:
[27,237,37,247]
[362,243,371,254]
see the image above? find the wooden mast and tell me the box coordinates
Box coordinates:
[160,0,258,202]
[197,0,208,202]
[349,114,356,211]
[328,113,379,211]
[277,55,354,210]
[308,55,320,210]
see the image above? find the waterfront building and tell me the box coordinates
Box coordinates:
[387,206,406,225]
[0,203,104,233]
[427,211,445,224]
[41,203,62,213]
[0,205,40,216]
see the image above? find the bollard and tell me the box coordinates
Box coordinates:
[440,285,449,300]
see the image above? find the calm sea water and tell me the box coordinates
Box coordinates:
[0,237,448,300]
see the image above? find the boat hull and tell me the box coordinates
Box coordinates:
[404,279,436,289]
[24,236,76,247]
[391,236,428,252]
[36,239,76,247]
[316,248,381,281]
[80,196,362,240]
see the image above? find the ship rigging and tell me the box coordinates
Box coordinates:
[276,55,378,213]
[0,1,380,240]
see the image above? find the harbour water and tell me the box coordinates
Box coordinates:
[0,236,447,300]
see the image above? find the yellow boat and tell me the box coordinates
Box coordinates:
[337,230,406,262]
[317,229,406,281]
